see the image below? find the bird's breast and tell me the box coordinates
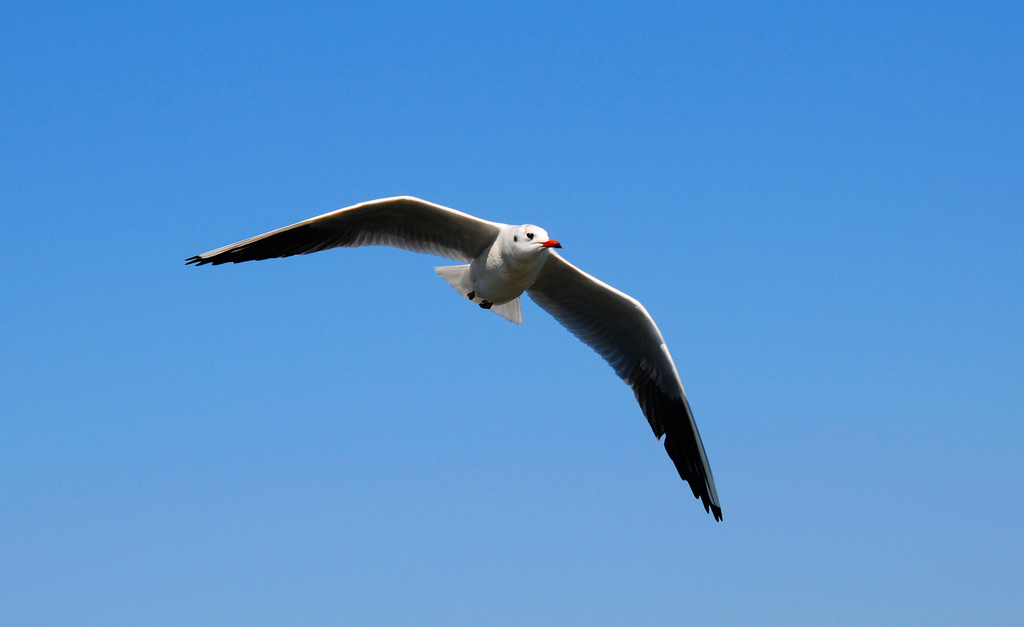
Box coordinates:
[468,247,545,305]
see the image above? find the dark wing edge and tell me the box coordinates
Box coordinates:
[527,252,722,521]
[186,196,503,266]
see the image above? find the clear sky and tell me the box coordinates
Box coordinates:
[2,2,1022,625]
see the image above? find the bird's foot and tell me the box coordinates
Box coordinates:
[479,300,493,309]
[467,291,475,300]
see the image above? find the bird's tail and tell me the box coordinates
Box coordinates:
[434,264,472,297]
[490,298,522,325]
[434,265,523,325]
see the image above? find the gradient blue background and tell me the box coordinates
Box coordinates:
[2,2,1022,625]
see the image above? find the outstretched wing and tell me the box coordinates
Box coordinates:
[186,196,503,265]
[528,252,721,520]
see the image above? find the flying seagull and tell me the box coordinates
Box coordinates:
[187,196,722,520]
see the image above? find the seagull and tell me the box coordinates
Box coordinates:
[187,196,722,520]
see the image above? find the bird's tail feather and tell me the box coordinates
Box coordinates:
[434,264,471,297]
[434,265,523,324]
[490,298,522,325]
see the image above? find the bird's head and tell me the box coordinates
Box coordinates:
[509,224,561,258]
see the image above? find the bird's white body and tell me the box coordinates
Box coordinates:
[470,227,548,304]
[433,224,558,324]
[188,196,722,520]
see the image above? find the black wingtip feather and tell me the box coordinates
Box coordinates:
[665,432,723,522]
[630,363,721,521]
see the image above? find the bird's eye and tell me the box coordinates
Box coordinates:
[513,235,518,242]
[526,232,534,240]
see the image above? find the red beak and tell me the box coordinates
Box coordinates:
[542,239,562,248]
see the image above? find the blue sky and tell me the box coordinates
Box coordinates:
[2,2,1022,625]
